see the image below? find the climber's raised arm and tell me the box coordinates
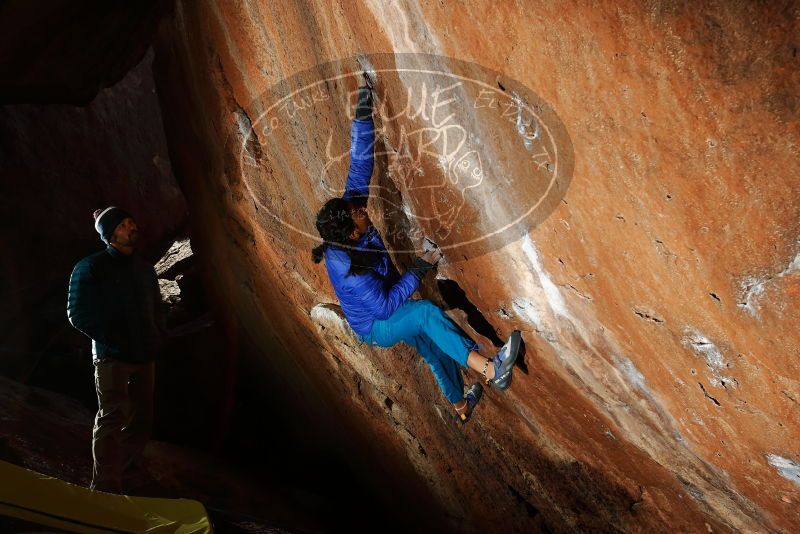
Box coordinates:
[311,78,522,424]
[342,85,374,207]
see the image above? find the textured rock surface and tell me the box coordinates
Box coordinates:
[0,0,171,104]
[0,375,317,533]
[153,1,799,532]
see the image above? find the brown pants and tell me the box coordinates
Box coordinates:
[90,358,155,493]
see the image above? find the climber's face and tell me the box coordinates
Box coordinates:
[348,203,370,240]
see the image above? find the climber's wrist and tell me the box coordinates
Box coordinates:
[355,86,373,120]
[409,257,435,281]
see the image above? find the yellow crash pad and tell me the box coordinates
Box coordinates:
[0,460,212,533]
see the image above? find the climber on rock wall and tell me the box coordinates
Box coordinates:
[312,78,522,423]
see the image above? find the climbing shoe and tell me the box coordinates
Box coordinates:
[488,330,522,390]
[456,382,484,423]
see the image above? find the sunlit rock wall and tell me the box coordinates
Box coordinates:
[153,1,799,532]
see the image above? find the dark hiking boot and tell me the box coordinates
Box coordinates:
[489,330,522,390]
[456,382,484,423]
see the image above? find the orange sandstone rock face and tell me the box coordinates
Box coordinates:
[154,2,799,531]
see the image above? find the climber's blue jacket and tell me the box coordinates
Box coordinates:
[324,118,421,336]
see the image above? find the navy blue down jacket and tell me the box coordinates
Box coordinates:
[67,245,164,363]
[323,118,421,336]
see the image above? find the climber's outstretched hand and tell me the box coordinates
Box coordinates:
[357,54,377,89]
[420,247,443,265]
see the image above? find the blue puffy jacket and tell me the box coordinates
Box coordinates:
[323,118,421,336]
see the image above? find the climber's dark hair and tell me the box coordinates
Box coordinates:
[312,197,353,262]
[312,197,382,275]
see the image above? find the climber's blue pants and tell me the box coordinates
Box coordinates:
[357,299,479,404]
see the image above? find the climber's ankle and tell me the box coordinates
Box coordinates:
[467,351,496,380]
[484,361,496,380]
